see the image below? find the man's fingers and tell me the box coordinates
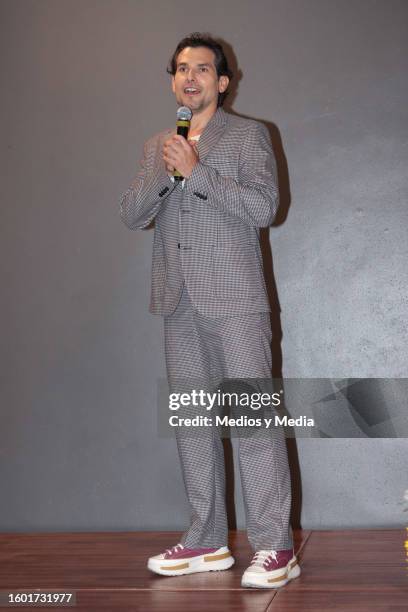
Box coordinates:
[163,145,184,165]
[163,156,177,174]
[164,135,189,152]
[172,135,191,151]
[163,157,175,171]
[163,141,181,157]
[163,151,177,165]
[163,136,192,157]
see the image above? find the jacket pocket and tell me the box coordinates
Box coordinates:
[213,242,264,298]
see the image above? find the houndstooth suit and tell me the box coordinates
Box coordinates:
[120,107,294,551]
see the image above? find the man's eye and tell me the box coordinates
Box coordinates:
[200,67,208,72]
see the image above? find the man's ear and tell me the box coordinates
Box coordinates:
[171,76,176,93]
[218,75,229,93]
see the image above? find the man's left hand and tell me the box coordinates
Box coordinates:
[162,135,198,179]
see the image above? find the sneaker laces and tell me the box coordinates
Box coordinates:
[165,543,184,556]
[251,549,278,568]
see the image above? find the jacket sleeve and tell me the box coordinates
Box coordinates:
[119,135,175,230]
[186,121,279,227]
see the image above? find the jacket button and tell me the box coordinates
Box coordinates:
[193,191,208,200]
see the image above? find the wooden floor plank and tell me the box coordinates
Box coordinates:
[0,591,275,611]
[75,590,275,610]
[288,529,407,591]
[266,591,408,612]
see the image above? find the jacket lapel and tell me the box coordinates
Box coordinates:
[196,107,227,162]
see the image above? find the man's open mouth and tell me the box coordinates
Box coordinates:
[184,87,201,94]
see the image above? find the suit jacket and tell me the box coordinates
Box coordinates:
[119,107,279,317]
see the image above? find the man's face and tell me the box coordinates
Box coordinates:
[171,46,229,115]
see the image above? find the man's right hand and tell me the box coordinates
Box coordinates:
[163,134,198,179]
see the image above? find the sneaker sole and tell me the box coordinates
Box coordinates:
[241,558,301,589]
[147,549,235,576]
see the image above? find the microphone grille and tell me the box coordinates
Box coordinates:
[177,106,192,121]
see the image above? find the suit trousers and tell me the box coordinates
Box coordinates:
[164,283,294,551]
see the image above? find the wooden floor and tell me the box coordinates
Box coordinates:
[0,529,406,611]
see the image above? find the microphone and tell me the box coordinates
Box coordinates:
[173,106,192,181]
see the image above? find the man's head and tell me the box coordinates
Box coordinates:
[167,33,233,114]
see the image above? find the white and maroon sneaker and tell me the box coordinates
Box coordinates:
[147,542,235,576]
[241,548,301,588]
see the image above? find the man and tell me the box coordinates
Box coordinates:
[119,33,301,589]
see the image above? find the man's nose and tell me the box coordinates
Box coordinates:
[186,68,196,81]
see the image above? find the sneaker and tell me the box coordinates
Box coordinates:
[147,542,235,576]
[241,548,301,588]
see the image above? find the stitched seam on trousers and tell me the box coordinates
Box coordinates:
[258,312,285,544]
[212,317,223,548]
[211,419,217,546]
[271,437,284,540]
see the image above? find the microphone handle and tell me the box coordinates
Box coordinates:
[177,124,189,138]
[173,121,190,181]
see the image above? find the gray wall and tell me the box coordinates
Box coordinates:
[1,0,407,532]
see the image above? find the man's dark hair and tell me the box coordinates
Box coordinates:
[167,32,233,107]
